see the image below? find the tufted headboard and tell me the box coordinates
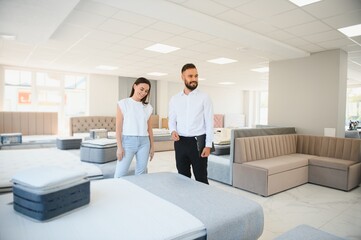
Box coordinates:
[69,115,160,136]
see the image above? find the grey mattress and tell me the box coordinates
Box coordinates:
[80,145,117,163]
[56,138,82,150]
[124,172,264,240]
[211,144,230,155]
[13,181,90,221]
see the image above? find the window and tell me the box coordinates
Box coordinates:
[259,91,268,125]
[3,68,88,134]
[346,87,361,126]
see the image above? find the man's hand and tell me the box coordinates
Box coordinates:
[171,131,180,141]
[201,147,211,158]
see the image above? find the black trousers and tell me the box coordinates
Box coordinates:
[174,135,209,184]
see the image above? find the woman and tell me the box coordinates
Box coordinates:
[114,77,154,177]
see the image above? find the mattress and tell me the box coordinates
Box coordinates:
[80,139,117,164]
[0,177,207,240]
[212,144,230,155]
[0,148,103,193]
[12,166,90,221]
[124,172,264,240]
[56,137,82,150]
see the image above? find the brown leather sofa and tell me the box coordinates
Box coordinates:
[233,134,361,196]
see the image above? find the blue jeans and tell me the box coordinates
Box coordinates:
[114,136,150,178]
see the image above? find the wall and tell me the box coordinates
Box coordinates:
[0,66,4,111]
[167,81,244,115]
[88,74,119,116]
[268,49,347,137]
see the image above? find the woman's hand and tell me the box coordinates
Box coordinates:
[117,146,124,160]
[149,147,154,161]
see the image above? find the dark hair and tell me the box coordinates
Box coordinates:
[130,77,151,105]
[181,63,197,73]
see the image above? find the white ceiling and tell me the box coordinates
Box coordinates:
[0,0,361,90]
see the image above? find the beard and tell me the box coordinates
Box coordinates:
[185,81,198,90]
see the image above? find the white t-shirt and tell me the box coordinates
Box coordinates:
[118,98,153,136]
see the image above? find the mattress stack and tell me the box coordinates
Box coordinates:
[11,166,90,221]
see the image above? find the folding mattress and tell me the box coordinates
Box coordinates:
[80,138,117,163]
[11,166,90,221]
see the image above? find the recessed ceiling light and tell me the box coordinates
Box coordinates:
[0,34,16,40]
[96,65,118,70]
[207,58,237,65]
[288,0,322,7]
[218,82,235,85]
[338,24,361,37]
[147,72,168,76]
[251,67,269,73]
[144,43,180,53]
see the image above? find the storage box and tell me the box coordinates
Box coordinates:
[12,166,90,221]
[89,129,108,139]
[0,133,22,145]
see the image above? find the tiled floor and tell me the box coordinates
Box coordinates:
[149,151,361,240]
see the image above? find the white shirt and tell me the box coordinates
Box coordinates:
[168,89,214,147]
[118,98,153,136]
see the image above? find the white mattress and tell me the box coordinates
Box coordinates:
[12,166,88,194]
[153,128,171,136]
[0,148,103,193]
[0,178,206,240]
[81,138,117,148]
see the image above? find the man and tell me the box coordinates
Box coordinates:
[168,63,214,184]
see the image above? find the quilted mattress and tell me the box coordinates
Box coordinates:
[12,166,90,221]
[80,139,117,163]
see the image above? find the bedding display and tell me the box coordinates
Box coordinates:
[80,139,117,163]
[0,175,207,240]
[0,148,103,193]
[0,172,263,240]
[12,166,90,221]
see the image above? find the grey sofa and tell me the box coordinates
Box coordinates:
[207,127,296,185]
[233,134,361,196]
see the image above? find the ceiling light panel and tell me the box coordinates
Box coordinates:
[147,72,168,76]
[144,43,180,53]
[288,0,322,7]
[207,57,238,64]
[96,65,118,70]
[338,24,361,37]
[251,67,269,73]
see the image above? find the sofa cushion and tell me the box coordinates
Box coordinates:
[235,134,297,164]
[319,137,361,162]
[309,157,356,171]
[242,154,308,175]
